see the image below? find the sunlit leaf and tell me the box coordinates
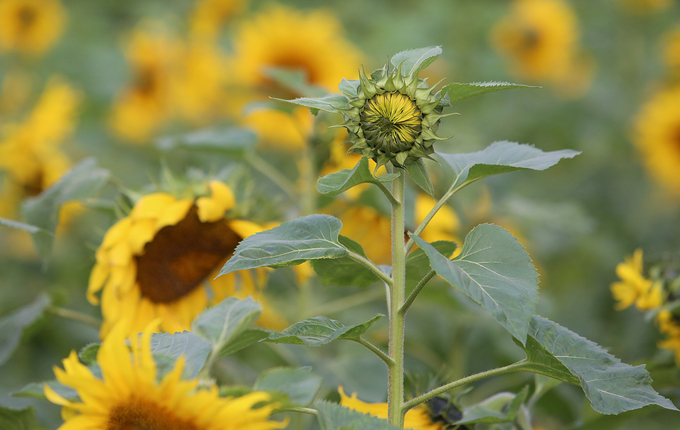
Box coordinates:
[405,240,457,289]
[271,94,348,115]
[0,294,50,366]
[219,215,348,275]
[265,315,383,347]
[149,331,211,379]
[410,224,538,345]
[457,387,529,425]
[0,405,42,430]
[254,367,322,407]
[317,156,399,197]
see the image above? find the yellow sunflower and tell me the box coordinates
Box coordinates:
[339,387,444,430]
[633,86,680,196]
[244,106,314,151]
[657,310,680,364]
[337,205,392,265]
[189,0,245,42]
[663,28,680,77]
[109,26,180,143]
[230,5,362,100]
[610,249,663,311]
[491,0,593,96]
[45,322,287,430]
[415,195,461,246]
[88,180,287,339]
[0,0,66,55]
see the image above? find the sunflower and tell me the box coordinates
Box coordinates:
[663,28,680,77]
[189,0,245,42]
[230,5,362,100]
[244,106,314,151]
[0,69,31,115]
[88,180,287,339]
[339,387,444,430]
[109,26,180,143]
[657,310,680,364]
[610,249,663,311]
[491,0,593,96]
[45,322,287,430]
[0,0,66,55]
[415,195,461,245]
[633,86,680,196]
[337,205,392,265]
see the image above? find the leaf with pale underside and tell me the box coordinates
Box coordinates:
[271,94,348,115]
[0,294,51,366]
[405,159,434,196]
[410,224,538,345]
[440,81,538,104]
[390,46,442,76]
[219,215,348,275]
[149,331,211,379]
[437,141,580,190]
[456,387,529,425]
[517,315,678,415]
[317,156,399,197]
[265,315,383,347]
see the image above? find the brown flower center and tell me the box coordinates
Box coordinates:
[135,206,241,304]
[108,398,200,430]
[20,170,44,197]
[17,5,37,30]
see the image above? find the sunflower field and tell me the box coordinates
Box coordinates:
[2,0,680,429]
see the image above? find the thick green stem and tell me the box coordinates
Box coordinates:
[388,171,406,427]
[401,359,527,413]
[46,307,102,328]
[399,270,435,317]
[347,251,394,287]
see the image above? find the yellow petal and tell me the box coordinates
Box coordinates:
[156,198,193,230]
[196,181,235,222]
[87,262,109,304]
[228,219,263,239]
[127,218,157,254]
[130,193,176,220]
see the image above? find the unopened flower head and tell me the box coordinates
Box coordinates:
[341,63,450,168]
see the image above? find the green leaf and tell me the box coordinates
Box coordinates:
[0,218,48,235]
[271,94,349,115]
[0,406,43,430]
[78,343,100,366]
[405,159,434,196]
[149,331,211,379]
[191,297,262,359]
[405,240,457,288]
[390,46,442,76]
[438,142,580,190]
[254,367,322,407]
[157,127,256,155]
[518,315,678,415]
[457,386,529,425]
[262,67,328,97]
[440,81,538,104]
[410,224,538,345]
[339,79,360,98]
[13,379,79,402]
[219,215,348,275]
[317,156,399,197]
[265,315,383,347]
[219,328,271,357]
[22,158,109,258]
[0,293,50,365]
[316,400,403,430]
[312,236,380,287]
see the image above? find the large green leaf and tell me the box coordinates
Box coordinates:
[191,297,262,359]
[518,316,678,415]
[410,224,538,345]
[316,156,399,197]
[405,240,457,289]
[0,406,43,430]
[316,400,403,430]
[437,142,580,190]
[265,315,383,347]
[22,158,109,258]
[440,82,537,104]
[271,94,349,115]
[149,331,211,379]
[457,387,529,425]
[157,127,256,155]
[219,328,271,357]
[312,236,380,287]
[0,293,50,365]
[219,215,348,275]
[405,159,434,196]
[254,367,322,407]
[390,46,442,76]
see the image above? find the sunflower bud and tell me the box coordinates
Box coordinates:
[341,64,448,168]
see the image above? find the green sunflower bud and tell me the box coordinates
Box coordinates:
[341,63,448,168]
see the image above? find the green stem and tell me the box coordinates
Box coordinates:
[272,406,319,416]
[46,307,101,328]
[354,337,396,368]
[374,181,399,206]
[401,359,527,413]
[347,251,394,287]
[299,138,317,216]
[399,270,435,317]
[245,152,298,202]
[388,171,406,427]
[405,178,477,255]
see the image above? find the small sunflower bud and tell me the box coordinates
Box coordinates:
[341,63,449,168]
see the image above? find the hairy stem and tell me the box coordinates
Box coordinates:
[399,270,436,316]
[354,337,396,368]
[388,171,406,427]
[347,251,394,287]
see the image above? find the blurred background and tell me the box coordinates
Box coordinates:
[1,0,680,428]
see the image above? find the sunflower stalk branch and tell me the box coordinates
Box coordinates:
[272,406,319,416]
[399,270,436,316]
[46,307,102,328]
[347,251,394,287]
[244,152,298,201]
[353,337,395,368]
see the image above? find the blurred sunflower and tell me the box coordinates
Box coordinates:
[244,106,314,151]
[0,0,66,55]
[109,27,180,143]
[657,310,680,364]
[189,0,245,42]
[633,86,680,196]
[88,180,287,339]
[619,0,673,13]
[610,249,663,311]
[337,205,392,265]
[230,5,362,99]
[663,28,680,77]
[45,322,287,430]
[491,0,593,97]
[415,195,461,246]
[0,77,80,217]
[0,69,31,115]
[339,387,444,430]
